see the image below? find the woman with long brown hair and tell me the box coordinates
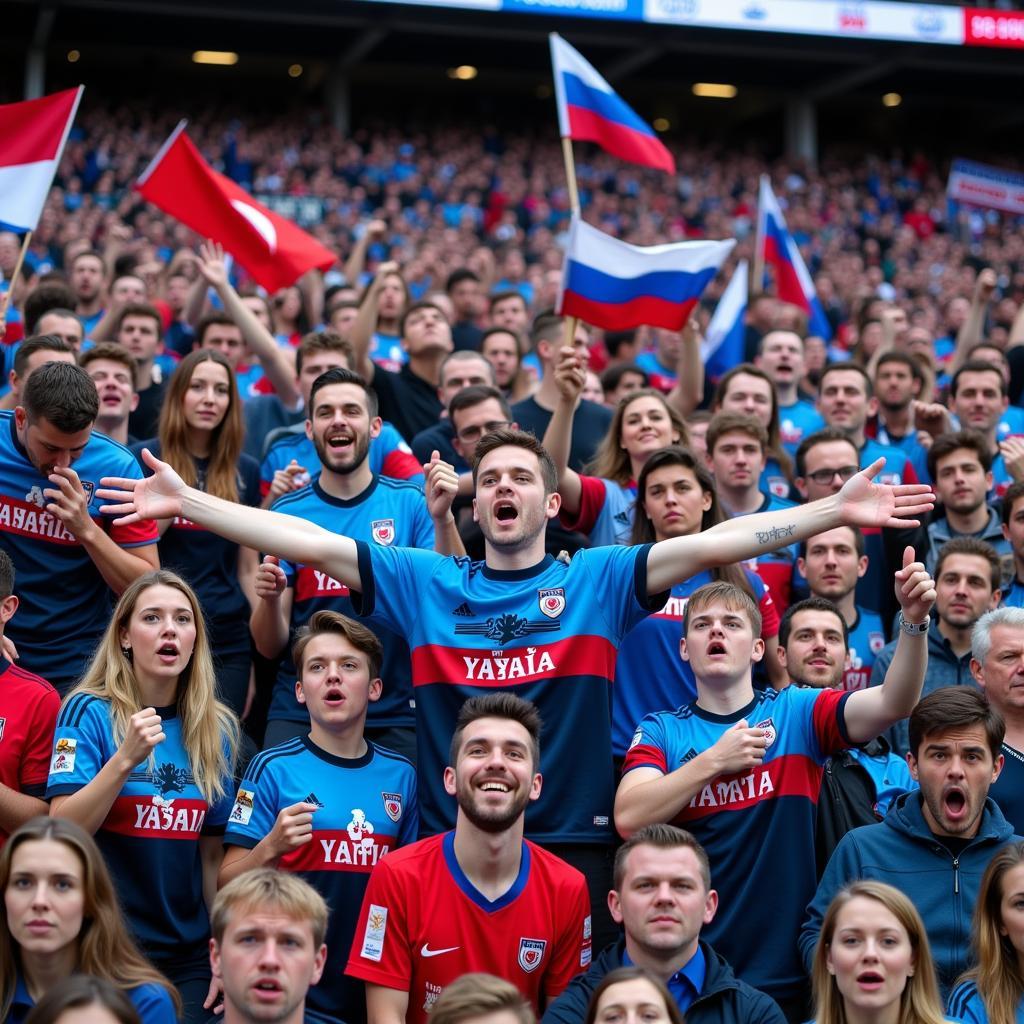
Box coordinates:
[133,348,260,716]
[1,816,179,1023]
[611,446,786,762]
[46,571,239,1024]
[949,841,1024,1024]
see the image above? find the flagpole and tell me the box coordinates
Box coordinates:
[0,231,32,323]
[752,174,767,297]
[560,136,581,351]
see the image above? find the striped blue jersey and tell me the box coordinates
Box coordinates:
[623,686,851,1002]
[45,695,234,960]
[560,475,636,547]
[225,737,417,1022]
[353,543,663,842]
[843,608,887,692]
[270,477,435,727]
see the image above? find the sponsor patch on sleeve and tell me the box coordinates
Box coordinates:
[229,788,255,826]
[361,904,388,961]
[50,738,77,774]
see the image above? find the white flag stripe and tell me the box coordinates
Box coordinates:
[702,260,748,361]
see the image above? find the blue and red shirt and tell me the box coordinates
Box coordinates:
[623,685,851,1003]
[226,737,418,1022]
[346,832,591,1024]
[352,544,663,842]
[778,399,824,457]
[270,477,435,728]
[46,696,234,961]
[843,608,887,692]
[560,476,636,547]
[731,492,799,613]
[0,412,158,688]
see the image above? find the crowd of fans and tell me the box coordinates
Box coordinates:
[4,98,1024,1024]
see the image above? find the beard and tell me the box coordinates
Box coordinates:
[456,777,531,833]
[313,431,370,475]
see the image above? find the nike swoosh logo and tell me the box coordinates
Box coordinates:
[421,944,460,958]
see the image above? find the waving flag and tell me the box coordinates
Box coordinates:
[550,34,675,175]
[0,87,83,233]
[702,260,748,381]
[136,122,336,292]
[756,176,832,339]
[557,217,734,331]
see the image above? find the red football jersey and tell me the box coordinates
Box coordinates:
[346,832,591,1023]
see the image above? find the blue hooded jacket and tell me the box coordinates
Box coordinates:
[800,791,1019,998]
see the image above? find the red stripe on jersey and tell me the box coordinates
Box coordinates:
[811,687,848,755]
[103,796,208,840]
[168,516,206,532]
[411,635,617,687]
[282,829,397,873]
[673,753,823,821]
[621,743,668,775]
[110,517,159,546]
[294,565,351,601]
[0,495,83,545]
[381,449,423,481]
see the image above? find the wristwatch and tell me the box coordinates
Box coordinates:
[898,613,930,636]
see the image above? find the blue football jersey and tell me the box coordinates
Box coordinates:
[270,477,435,727]
[226,737,417,1022]
[842,608,887,692]
[778,399,824,457]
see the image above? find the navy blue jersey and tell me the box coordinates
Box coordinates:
[134,439,261,630]
[623,686,851,1002]
[225,737,417,1022]
[843,608,887,692]
[0,412,158,684]
[990,741,1024,835]
[270,477,435,727]
[46,695,234,961]
[353,543,663,843]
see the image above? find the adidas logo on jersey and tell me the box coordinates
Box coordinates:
[452,602,476,617]
[305,792,325,808]
[614,509,631,525]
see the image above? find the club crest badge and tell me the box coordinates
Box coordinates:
[518,938,547,973]
[538,588,565,619]
[372,519,395,545]
[754,718,777,747]
[382,792,403,822]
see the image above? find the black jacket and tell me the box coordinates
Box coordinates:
[542,939,785,1024]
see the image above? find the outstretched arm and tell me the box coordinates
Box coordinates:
[645,459,933,594]
[666,317,704,416]
[540,345,585,515]
[99,449,362,590]
[842,547,935,742]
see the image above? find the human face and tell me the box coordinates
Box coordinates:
[377,274,406,320]
[201,324,246,365]
[997,862,1024,965]
[875,362,918,411]
[117,315,162,363]
[86,358,137,421]
[681,600,763,682]
[328,306,358,339]
[972,347,1010,384]
[799,527,866,603]
[819,369,874,436]
[686,420,709,462]
[444,716,541,833]
[183,360,232,434]
[71,255,103,301]
[481,332,520,389]
[473,445,558,553]
[798,440,861,500]
[308,382,378,476]
[490,296,529,334]
[933,449,991,517]
[592,977,675,1024]
[451,398,512,465]
[642,465,711,541]
[404,305,453,357]
[1004,497,1024,562]
[607,372,647,407]
[439,356,493,408]
[297,352,349,406]
[908,725,1003,837]
[241,295,272,331]
[953,370,1008,435]
[935,553,998,631]
[718,373,773,429]
[758,331,804,389]
[111,275,146,305]
[36,311,84,352]
[781,609,846,689]
[826,896,915,1018]
[119,584,198,690]
[212,909,326,1023]
[620,396,678,461]
[296,633,381,730]
[450,278,481,320]
[582,372,604,405]
[14,409,92,475]
[609,844,717,958]
[709,430,765,492]
[5,839,85,960]
[971,624,1024,715]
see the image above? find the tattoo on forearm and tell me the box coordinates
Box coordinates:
[755,524,796,545]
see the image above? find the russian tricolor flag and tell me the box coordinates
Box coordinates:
[550,34,675,175]
[557,217,735,332]
[756,176,832,340]
[702,260,748,381]
[0,87,83,234]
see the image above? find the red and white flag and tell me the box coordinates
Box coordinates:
[136,121,336,291]
[0,87,83,234]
